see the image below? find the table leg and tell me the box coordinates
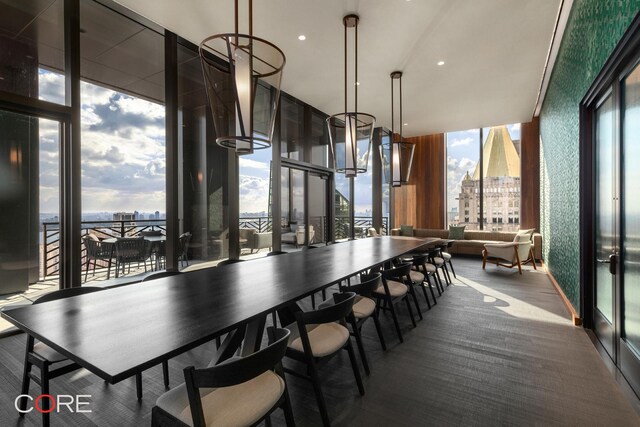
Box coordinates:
[241,316,266,356]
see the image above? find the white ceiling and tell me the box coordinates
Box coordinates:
[114,0,561,137]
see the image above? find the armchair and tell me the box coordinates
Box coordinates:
[482,229,537,275]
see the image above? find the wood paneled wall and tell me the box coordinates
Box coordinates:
[393,133,446,229]
[520,117,540,231]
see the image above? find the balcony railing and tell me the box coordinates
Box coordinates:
[42,216,389,279]
[42,219,166,279]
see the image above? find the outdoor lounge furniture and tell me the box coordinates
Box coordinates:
[282,225,315,247]
[114,237,152,278]
[82,234,114,281]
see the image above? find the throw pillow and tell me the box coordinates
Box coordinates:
[514,228,534,242]
[400,225,414,236]
[448,225,465,240]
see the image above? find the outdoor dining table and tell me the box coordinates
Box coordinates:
[2,236,439,385]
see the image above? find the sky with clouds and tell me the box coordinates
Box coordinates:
[446,124,520,214]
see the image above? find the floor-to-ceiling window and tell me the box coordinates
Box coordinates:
[446,124,521,231]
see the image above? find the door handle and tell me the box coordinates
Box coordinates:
[596,254,617,274]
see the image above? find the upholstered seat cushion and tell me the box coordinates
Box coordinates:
[432,257,445,265]
[352,296,376,318]
[287,322,350,357]
[156,370,285,427]
[409,270,424,283]
[441,252,452,261]
[33,342,67,363]
[374,280,408,297]
[422,263,436,273]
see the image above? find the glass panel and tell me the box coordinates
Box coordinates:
[177,44,229,267]
[354,142,373,238]
[481,124,521,232]
[446,129,480,229]
[624,65,640,352]
[280,96,304,161]
[596,95,614,323]
[281,166,290,243]
[381,130,391,235]
[0,0,65,104]
[80,2,166,281]
[309,110,329,167]
[308,174,327,244]
[0,111,60,306]
[239,86,273,259]
[280,168,305,250]
[335,174,350,240]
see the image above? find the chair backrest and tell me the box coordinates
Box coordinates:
[142,271,181,282]
[411,254,429,268]
[381,263,412,284]
[179,232,192,255]
[140,230,163,237]
[183,328,291,427]
[513,233,533,261]
[34,286,103,305]
[115,237,150,262]
[344,273,381,298]
[295,292,356,326]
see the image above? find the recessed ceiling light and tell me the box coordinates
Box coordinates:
[437,61,445,66]
[298,35,306,41]
[403,123,408,126]
[356,82,360,86]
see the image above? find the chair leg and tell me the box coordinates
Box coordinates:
[409,285,423,319]
[306,356,330,427]
[371,311,387,351]
[530,248,538,270]
[448,260,457,278]
[84,259,90,282]
[162,360,169,388]
[482,249,487,270]
[311,293,316,309]
[404,296,417,327]
[385,296,404,343]
[41,362,51,427]
[19,337,34,415]
[426,275,437,304]
[419,280,432,309]
[136,372,143,400]
[281,388,296,427]
[442,264,452,284]
[345,339,365,396]
[350,319,370,375]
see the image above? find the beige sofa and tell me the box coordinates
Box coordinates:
[390,228,543,260]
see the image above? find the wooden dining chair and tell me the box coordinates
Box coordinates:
[334,272,387,373]
[280,292,363,426]
[409,254,437,308]
[373,263,418,343]
[18,287,104,427]
[152,328,294,427]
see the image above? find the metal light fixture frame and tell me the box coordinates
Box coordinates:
[327,14,376,177]
[381,71,415,187]
[199,0,286,155]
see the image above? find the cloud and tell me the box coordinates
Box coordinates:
[449,136,473,147]
[239,175,270,214]
[239,157,270,171]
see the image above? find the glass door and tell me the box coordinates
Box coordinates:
[594,93,617,358]
[620,61,640,391]
[0,110,62,297]
[280,164,331,249]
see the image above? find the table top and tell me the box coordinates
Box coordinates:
[2,236,437,383]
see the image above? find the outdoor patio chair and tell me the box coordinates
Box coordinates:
[114,237,152,278]
[82,234,114,281]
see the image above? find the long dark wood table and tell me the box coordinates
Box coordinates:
[2,236,438,384]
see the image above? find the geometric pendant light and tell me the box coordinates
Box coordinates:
[326,14,375,177]
[199,0,286,155]
[381,71,414,186]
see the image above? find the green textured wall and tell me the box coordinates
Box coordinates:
[540,0,640,312]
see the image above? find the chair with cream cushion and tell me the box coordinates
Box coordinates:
[373,263,418,344]
[151,328,294,427]
[482,229,537,275]
[408,254,436,309]
[281,292,363,426]
[18,287,103,427]
[319,273,385,375]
